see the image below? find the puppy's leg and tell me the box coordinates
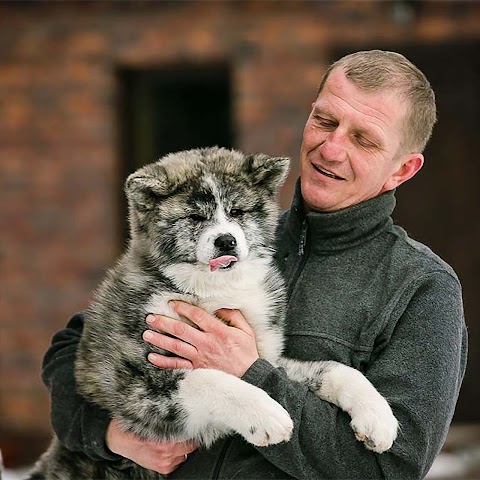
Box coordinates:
[177,368,294,447]
[279,358,398,453]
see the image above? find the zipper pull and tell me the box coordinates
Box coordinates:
[298,221,307,256]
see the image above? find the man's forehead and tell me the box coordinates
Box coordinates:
[316,69,406,131]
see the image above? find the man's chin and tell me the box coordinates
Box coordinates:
[301,181,335,212]
[301,184,359,213]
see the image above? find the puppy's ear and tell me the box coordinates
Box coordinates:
[125,166,170,211]
[245,154,290,193]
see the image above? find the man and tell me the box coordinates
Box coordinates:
[43,50,467,479]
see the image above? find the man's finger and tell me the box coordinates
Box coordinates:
[183,441,198,454]
[146,314,204,345]
[216,308,253,333]
[143,329,198,360]
[169,301,224,333]
[147,352,193,370]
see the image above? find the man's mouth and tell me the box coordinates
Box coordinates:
[312,163,346,181]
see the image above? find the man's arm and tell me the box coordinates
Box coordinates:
[42,313,117,461]
[42,313,196,473]
[146,271,467,479]
[242,270,467,479]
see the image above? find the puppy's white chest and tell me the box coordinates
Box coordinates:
[144,282,284,364]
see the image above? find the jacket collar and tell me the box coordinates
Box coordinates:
[285,179,396,253]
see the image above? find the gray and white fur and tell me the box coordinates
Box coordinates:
[29,147,398,479]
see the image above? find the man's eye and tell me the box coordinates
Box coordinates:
[355,135,376,149]
[230,208,245,218]
[189,213,207,222]
[314,115,336,129]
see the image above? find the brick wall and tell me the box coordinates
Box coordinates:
[1,0,479,466]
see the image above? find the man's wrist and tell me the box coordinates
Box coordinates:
[241,358,276,385]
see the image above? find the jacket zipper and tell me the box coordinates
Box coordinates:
[297,220,308,256]
[287,220,309,303]
[212,437,233,479]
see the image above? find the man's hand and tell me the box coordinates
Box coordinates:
[106,419,197,475]
[143,301,260,377]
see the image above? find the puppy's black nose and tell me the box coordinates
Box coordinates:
[214,234,237,252]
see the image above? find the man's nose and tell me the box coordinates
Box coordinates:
[319,130,347,162]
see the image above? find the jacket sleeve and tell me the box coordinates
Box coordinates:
[241,270,467,480]
[42,313,120,461]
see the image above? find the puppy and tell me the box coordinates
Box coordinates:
[30,147,397,479]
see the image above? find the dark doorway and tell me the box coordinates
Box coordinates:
[393,42,480,424]
[335,42,480,423]
[117,62,234,239]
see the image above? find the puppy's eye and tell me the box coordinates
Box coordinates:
[230,208,245,218]
[189,213,207,222]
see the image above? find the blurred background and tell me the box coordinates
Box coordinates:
[1,0,479,476]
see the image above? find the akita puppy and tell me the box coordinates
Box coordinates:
[30,147,398,479]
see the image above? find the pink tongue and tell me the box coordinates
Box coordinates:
[209,255,238,272]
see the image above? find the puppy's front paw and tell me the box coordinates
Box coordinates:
[350,401,399,453]
[239,393,294,447]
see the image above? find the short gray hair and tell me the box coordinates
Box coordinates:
[316,50,437,153]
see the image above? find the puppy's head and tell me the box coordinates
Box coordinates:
[125,147,290,271]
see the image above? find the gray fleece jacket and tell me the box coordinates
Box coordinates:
[43,185,467,479]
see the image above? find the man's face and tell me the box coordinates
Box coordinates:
[300,68,418,212]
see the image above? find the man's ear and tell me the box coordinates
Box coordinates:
[382,153,424,192]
